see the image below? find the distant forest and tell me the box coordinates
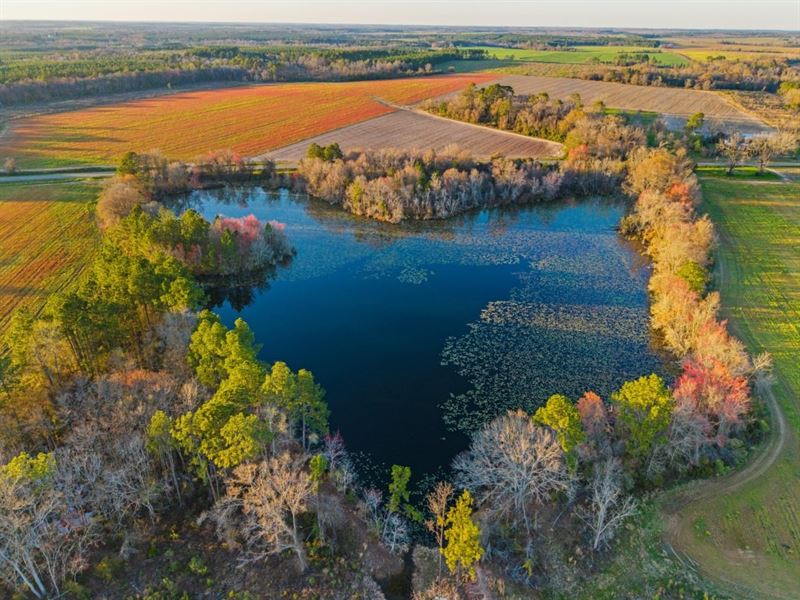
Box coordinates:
[1,22,798,106]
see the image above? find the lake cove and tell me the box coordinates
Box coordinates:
[176,187,664,478]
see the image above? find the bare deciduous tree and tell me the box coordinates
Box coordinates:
[0,463,97,599]
[323,431,346,470]
[323,432,357,495]
[749,132,795,174]
[412,576,464,600]
[453,410,571,534]
[222,454,314,572]
[577,458,637,550]
[576,391,612,462]
[425,481,454,575]
[716,132,751,175]
[649,402,709,477]
[359,486,410,555]
[331,456,357,496]
[381,511,410,554]
[362,487,384,533]
[95,175,149,229]
[751,351,776,394]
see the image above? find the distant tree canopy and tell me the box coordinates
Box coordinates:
[0,43,484,106]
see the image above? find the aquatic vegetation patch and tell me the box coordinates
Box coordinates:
[480,300,651,340]
[441,320,662,433]
[440,219,662,433]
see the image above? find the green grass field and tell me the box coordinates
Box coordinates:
[437,58,512,73]
[664,172,800,599]
[603,107,660,128]
[461,45,689,66]
[0,179,99,334]
[695,165,783,180]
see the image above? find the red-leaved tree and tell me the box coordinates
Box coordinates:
[673,358,750,446]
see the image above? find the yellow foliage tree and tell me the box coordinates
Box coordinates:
[442,490,484,582]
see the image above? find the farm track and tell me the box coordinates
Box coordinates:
[0,171,113,183]
[663,367,789,598]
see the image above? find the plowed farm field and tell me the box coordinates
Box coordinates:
[2,75,496,169]
[0,180,100,333]
[264,109,562,162]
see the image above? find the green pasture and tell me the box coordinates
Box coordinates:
[461,45,689,66]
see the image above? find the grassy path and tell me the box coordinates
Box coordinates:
[662,174,800,599]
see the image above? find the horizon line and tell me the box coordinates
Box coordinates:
[0,19,798,34]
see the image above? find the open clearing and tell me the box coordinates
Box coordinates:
[462,45,688,66]
[487,75,771,133]
[264,108,562,162]
[0,179,100,334]
[1,75,495,169]
[664,173,800,599]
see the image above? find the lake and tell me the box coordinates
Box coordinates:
[176,187,663,479]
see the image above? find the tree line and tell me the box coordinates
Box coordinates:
[0,47,481,107]
[426,83,798,166]
[562,55,799,92]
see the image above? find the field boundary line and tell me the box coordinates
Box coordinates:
[374,95,564,157]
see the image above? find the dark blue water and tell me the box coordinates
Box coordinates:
[177,187,662,477]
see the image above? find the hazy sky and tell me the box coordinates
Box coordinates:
[1,0,798,30]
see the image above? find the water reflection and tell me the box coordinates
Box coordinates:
[200,266,278,312]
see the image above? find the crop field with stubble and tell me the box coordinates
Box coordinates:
[1,74,496,169]
[265,109,563,162]
[0,180,100,333]
[664,173,800,600]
